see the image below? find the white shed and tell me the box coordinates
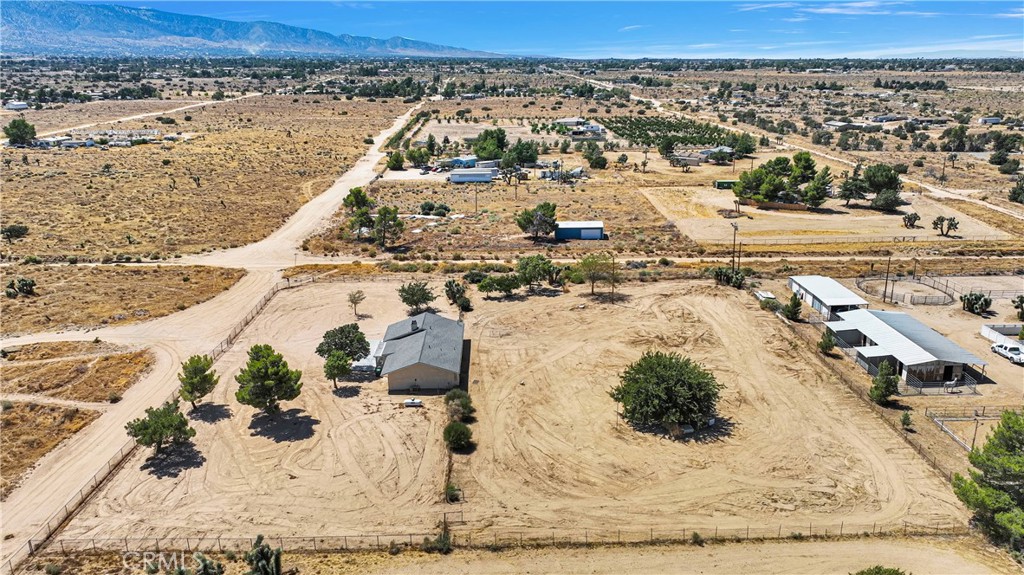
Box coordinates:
[788,275,868,320]
[448,168,495,183]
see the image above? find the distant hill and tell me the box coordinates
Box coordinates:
[0,1,501,58]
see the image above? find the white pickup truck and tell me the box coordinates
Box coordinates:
[991,342,1024,365]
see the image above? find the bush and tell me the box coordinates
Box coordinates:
[781,294,802,321]
[610,351,722,431]
[422,525,453,554]
[445,483,461,502]
[443,421,473,450]
[463,269,487,284]
[869,360,899,405]
[759,298,782,312]
[690,531,705,546]
[912,159,925,167]
[43,564,64,575]
[818,330,836,354]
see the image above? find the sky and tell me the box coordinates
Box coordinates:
[84,1,1024,58]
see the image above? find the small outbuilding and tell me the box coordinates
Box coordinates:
[449,168,496,183]
[555,221,605,240]
[554,117,587,127]
[978,117,1002,125]
[378,313,465,393]
[449,155,478,168]
[4,101,29,111]
[788,275,868,320]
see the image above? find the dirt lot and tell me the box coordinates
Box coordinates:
[61,279,461,541]
[447,280,965,535]
[1,96,411,260]
[1,344,153,403]
[26,536,1021,575]
[0,265,245,337]
[1,403,100,500]
[0,99,202,134]
[939,418,1003,452]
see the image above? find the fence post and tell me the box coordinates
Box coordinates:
[343,536,347,550]
[746,526,749,540]
[840,522,843,536]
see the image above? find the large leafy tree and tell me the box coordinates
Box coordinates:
[374,206,405,247]
[473,128,508,160]
[3,119,35,145]
[235,345,303,415]
[802,166,833,208]
[315,323,370,360]
[125,400,195,454]
[790,151,817,184]
[342,187,374,212]
[178,354,220,410]
[610,351,722,431]
[516,255,555,291]
[953,410,1024,552]
[478,274,521,297]
[398,280,437,313]
[576,253,614,295]
[838,177,869,206]
[515,202,557,239]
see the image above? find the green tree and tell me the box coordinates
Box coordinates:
[245,535,283,575]
[444,279,467,306]
[478,274,520,297]
[871,188,903,211]
[1009,176,1024,205]
[960,292,992,315]
[323,351,352,389]
[386,150,405,170]
[818,330,836,355]
[178,354,219,410]
[516,255,555,291]
[349,207,375,238]
[1,224,29,243]
[398,280,437,313]
[932,215,959,237]
[707,150,732,165]
[851,567,908,575]
[515,202,557,239]
[953,410,1024,552]
[342,187,373,212]
[782,293,802,321]
[347,290,366,317]
[443,421,473,451]
[902,212,921,228]
[374,206,405,247]
[473,128,508,159]
[315,324,370,360]
[610,351,723,431]
[838,177,869,206]
[1012,295,1024,321]
[3,118,36,145]
[733,132,756,157]
[901,411,912,429]
[235,345,303,415]
[869,360,899,405]
[791,151,817,184]
[576,253,613,295]
[125,400,195,454]
[211,90,225,101]
[802,166,833,208]
[406,147,431,167]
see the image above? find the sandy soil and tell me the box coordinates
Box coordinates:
[1,347,153,403]
[25,536,1021,575]
[939,419,1003,451]
[448,280,965,536]
[61,279,460,541]
[0,99,203,135]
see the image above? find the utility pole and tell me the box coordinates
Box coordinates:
[475,187,479,213]
[882,254,892,304]
[971,417,981,450]
[731,222,739,273]
[737,242,742,273]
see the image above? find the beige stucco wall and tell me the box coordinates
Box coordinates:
[387,363,459,393]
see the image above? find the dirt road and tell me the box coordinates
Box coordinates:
[0,103,423,567]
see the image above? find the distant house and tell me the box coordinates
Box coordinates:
[449,155,478,168]
[788,275,868,321]
[978,117,1002,125]
[910,117,951,126]
[700,145,734,157]
[555,221,605,240]
[823,120,850,131]
[871,114,907,123]
[554,117,587,127]
[825,309,985,384]
[671,152,705,167]
[3,101,29,111]
[378,313,465,393]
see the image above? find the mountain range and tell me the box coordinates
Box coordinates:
[0,1,501,58]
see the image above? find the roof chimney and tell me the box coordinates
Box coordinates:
[411,320,418,332]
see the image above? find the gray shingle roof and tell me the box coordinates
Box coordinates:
[380,312,464,376]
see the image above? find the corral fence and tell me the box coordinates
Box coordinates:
[925,405,1018,452]
[2,274,322,575]
[917,274,1024,300]
[854,275,953,306]
[27,521,969,563]
[702,234,1009,246]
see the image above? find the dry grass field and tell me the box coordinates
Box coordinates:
[23,536,1022,575]
[0,99,202,134]
[0,265,245,336]
[1,347,154,402]
[0,403,100,500]
[1,96,411,260]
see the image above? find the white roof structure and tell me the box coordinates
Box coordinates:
[557,221,604,229]
[826,309,985,367]
[789,275,867,307]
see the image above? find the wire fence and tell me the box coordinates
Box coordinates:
[924,405,1019,419]
[2,274,319,575]
[27,521,969,562]
[917,274,1024,300]
[703,234,1010,246]
[854,275,953,306]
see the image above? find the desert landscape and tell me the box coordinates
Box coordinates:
[2,6,1023,573]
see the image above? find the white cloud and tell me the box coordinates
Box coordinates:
[782,16,810,22]
[687,43,722,49]
[737,2,798,12]
[800,2,893,15]
[729,29,748,32]
[993,8,1024,18]
[618,24,646,32]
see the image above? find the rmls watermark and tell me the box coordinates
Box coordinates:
[122,551,204,572]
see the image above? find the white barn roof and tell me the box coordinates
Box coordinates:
[826,309,985,367]
[557,221,604,229]
[789,275,868,307]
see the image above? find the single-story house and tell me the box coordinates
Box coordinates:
[823,121,850,131]
[4,101,29,111]
[788,275,868,321]
[826,309,986,384]
[555,221,605,240]
[911,117,951,126]
[699,145,734,157]
[978,117,1002,125]
[671,152,705,167]
[871,114,907,123]
[554,117,587,127]
[448,168,495,183]
[475,159,500,169]
[378,313,465,393]
[449,155,478,168]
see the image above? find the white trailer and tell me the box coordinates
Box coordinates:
[448,168,496,183]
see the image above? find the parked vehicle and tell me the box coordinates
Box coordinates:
[991,343,1024,364]
[402,398,424,408]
